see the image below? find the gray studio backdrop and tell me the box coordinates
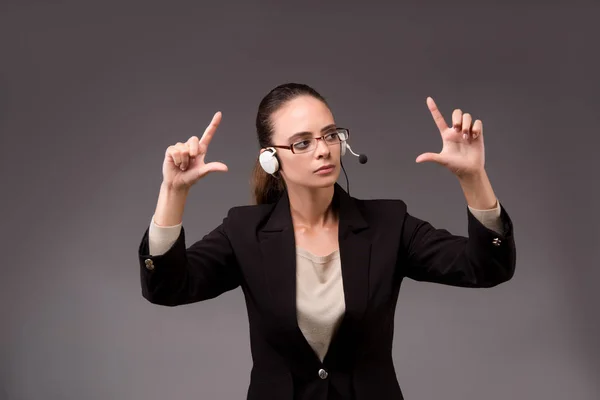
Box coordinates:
[1,1,598,399]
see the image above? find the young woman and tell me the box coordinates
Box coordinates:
[138,83,516,400]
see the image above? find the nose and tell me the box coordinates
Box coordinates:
[314,137,331,158]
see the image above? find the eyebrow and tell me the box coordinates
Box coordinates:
[288,124,337,142]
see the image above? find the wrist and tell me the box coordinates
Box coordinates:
[457,168,486,185]
[161,181,190,195]
[154,182,189,227]
[457,170,497,210]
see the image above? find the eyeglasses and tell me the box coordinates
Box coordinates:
[270,128,350,154]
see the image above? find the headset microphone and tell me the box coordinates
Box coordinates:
[345,143,368,164]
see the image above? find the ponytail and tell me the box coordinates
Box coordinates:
[250,156,285,205]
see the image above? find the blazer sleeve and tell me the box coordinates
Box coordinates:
[138,211,241,306]
[400,202,516,288]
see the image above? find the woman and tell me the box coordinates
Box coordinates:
[138,83,516,400]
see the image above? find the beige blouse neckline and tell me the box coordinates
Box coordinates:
[296,246,340,263]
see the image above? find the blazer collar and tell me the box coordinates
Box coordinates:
[259,182,368,235]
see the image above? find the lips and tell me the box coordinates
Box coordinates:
[315,164,334,172]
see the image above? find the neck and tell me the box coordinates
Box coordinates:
[286,184,336,228]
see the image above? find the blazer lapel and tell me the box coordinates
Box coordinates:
[324,184,371,365]
[257,191,297,332]
[257,189,321,365]
[334,183,371,326]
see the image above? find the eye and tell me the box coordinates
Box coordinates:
[324,132,339,142]
[335,129,348,141]
[293,140,312,150]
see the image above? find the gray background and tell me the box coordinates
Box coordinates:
[1,0,598,399]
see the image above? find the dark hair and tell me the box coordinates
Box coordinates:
[251,83,329,204]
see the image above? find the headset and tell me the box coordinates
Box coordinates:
[258,137,367,194]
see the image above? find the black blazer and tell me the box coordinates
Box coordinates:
[138,183,516,400]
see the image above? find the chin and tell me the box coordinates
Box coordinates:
[310,172,339,188]
[311,180,336,189]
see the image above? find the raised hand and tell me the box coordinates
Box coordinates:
[416,97,485,179]
[162,111,228,191]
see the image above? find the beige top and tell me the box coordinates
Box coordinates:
[295,247,344,361]
[146,200,503,361]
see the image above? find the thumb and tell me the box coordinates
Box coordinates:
[415,152,445,164]
[203,161,229,173]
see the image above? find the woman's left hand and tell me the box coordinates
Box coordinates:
[416,97,485,179]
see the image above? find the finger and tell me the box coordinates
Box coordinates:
[462,113,472,139]
[187,136,200,165]
[415,152,446,165]
[178,143,191,170]
[199,111,222,148]
[426,97,448,132]
[452,109,463,131]
[199,161,229,176]
[205,161,228,173]
[167,145,182,167]
[472,120,483,139]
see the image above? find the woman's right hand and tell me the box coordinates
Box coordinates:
[162,111,229,191]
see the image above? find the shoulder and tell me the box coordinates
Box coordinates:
[220,196,411,227]
[352,196,409,220]
[222,203,276,226]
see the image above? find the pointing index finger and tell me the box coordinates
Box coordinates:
[426,97,448,132]
[199,111,222,147]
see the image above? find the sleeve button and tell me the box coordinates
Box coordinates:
[144,259,155,270]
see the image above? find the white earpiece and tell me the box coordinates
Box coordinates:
[259,147,279,174]
[341,140,347,156]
